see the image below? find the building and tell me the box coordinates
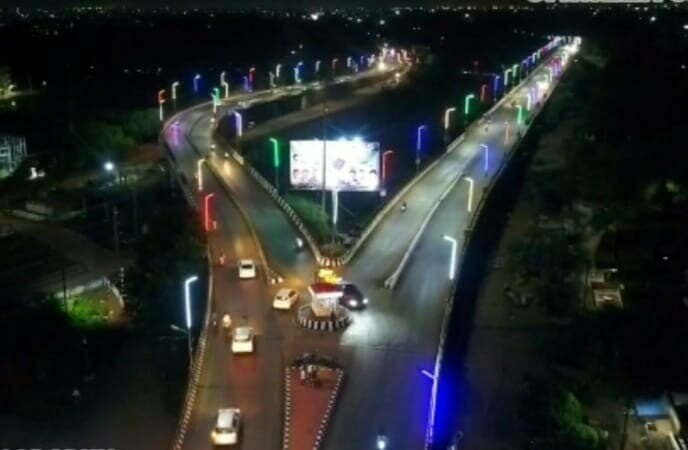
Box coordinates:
[0,135,27,178]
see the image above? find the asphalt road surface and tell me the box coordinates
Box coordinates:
[163,42,571,450]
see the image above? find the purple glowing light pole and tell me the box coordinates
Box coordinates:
[416,125,428,172]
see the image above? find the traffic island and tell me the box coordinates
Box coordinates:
[296,304,351,331]
[282,356,345,450]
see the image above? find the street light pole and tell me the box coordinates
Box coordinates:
[381,150,393,197]
[464,94,475,116]
[463,177,474,212]
[444,107,456,131]
[481,143,489,176]
[197,158,206,191]
[442,235,458,280]
[321,105,329,213]
[157,89,166,122]
[232,111,243,138]
[203,193,215,232]
[416,125,427,172]
[269,137,280,191]
[193,74,201,93]
[183,275,199,371]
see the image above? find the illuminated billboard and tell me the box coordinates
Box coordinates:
[289,139,380,192]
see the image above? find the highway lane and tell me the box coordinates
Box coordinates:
[165,42,570,450]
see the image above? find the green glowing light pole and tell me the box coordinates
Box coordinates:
[464,94,475,116]
[516,105,524,125]
[512,64,519,81]
[269,137,280,191]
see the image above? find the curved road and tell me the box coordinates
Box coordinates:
[163,39,573,450]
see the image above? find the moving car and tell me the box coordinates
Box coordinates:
[339,283,368,310]
[210,408,240,446]
[231,326,255,354]
[238,259,257,279]
[273,288,299,310]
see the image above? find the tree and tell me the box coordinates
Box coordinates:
[0,66,12,95]
[77,121,135,165]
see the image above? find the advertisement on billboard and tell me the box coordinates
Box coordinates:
[289,139,380,191]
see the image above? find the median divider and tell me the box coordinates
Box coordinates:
[423,41,571,449]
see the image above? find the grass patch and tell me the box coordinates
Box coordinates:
[283,193,333,244]
[65,294,114,329]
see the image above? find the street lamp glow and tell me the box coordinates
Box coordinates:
[157,89,166,122]
[480,143,489,174]
[492,75,500,101]
[7,84,15,94]
[443,235,458,280]
[512,63,519,79]
[315,60,322,74]
[203,193,215,232]
[232,111,243,137]
[416,125,427,171]
[464,93,475,115]
[269,137,280,190]
[197,158,206,191]
[444,107,456,131]
[171,81,180,101]
[516,104,524,125]
[463,176,474,212]
[248,67,256,87]
[193,74,201,93]
[525,92,532,111]
[184,275,199,330]
[504,68,511,86]
[346,56,353,68]
[104,161,115,172]
[220,71,229,99]
[211,87,221,114]
[480,84,488,102]
[275,63,282,79]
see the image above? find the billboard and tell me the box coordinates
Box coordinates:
[289,139,380,192]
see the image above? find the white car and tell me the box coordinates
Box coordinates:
[231,326,255,354]
[238,259,257,279]
[210,408,240,446]
[272,288,299,310]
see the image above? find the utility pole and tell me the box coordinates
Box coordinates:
[112,206,119,255]
[321,104,329,214]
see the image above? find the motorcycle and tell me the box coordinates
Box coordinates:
[295,237,304,250]
[400,202,407,212]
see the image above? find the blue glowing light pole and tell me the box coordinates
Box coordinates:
[193,74,202,93]
[416,125,427,172]
[481,143,489,175]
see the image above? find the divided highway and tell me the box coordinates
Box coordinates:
[162,40,573,450]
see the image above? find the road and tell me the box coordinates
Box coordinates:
[163,40,572,450]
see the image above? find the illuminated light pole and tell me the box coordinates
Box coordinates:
[464,93,475,116]
[504,69,511,87]
[516,104,524,125]
[331,58,338,73]
[193,74,201,93]
[197,158,206,191]
[269,137,280,190]
[381,150,393,197]
[416,125,427,172]
[480,84,488,102]
[480,143,489,175]
[248,67,256,89]
[504,121,511,144]
[346,56,353,68]
[331,189,339,242]
[269,72,276,88]
[512,64,519,81]
[442,235,458,280]
[210,87,221,114]
[444,107,457,131]
[232,111,243,138]
[7,84,15,94]
[275,63,282,80]
[315,60,321,74]
[157,89,166,122]
[220,71,229,99]
[183,275,199,368]
[492,75,500,102]
[294,61,304,84]
[525,93,532,111]
[204,192,216,232]
[359,55,366,69]
[171,81,180,101]
[243,76,250,92]
[464,176,474,212]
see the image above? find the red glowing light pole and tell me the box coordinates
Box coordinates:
[204,193,216,232]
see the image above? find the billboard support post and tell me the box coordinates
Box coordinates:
[332,189,339,243]
[321,105,329,214]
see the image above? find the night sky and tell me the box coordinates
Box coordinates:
[5,0,494,10]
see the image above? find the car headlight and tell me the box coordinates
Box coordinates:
[349,300,358,307]
[363,298,369,304]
